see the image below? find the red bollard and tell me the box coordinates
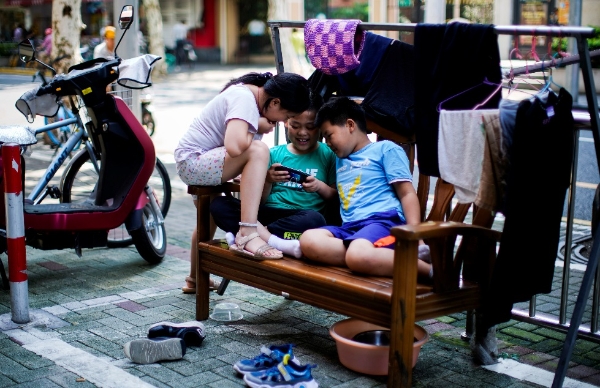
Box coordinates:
[2,143,29,324]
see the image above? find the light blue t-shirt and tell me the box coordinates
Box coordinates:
[336,140,412,223]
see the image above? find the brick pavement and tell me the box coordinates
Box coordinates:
[0,172,598,387]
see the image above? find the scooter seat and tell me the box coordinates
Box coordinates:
[0,125,37,146]
[24,202,117,214]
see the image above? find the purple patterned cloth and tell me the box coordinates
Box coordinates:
[304,19,366,75]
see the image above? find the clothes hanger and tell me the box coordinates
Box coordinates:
[540,39,565,93]
[436,78,503,112]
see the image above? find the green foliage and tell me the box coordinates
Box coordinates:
[0,42,17,57]
[552,26,600,67]
[552,26,600,52]
[329,3,369,21]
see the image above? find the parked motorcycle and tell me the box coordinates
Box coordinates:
[0,5,166,264]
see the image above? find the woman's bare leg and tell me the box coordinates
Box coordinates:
[222,140,281,257]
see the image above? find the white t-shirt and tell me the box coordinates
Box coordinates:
[174,84,261,163]
[93,42,114,59]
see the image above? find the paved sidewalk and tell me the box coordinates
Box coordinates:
[0,66,598,387]
[0,177,598,387]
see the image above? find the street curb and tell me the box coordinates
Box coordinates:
[0,67,40,76]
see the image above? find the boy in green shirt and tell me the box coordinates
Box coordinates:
[211,93,338,258]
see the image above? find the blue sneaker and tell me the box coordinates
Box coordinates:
[243,354,318,388]
[234,344,299,375]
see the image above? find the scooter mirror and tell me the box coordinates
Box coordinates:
[18,39,35,63]
[119,5,134,30]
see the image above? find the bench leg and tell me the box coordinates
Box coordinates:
[389,240,418,387]
[195,194,212,321]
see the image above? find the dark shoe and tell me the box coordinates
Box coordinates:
[148,321,206,346]
[123,337,186,364]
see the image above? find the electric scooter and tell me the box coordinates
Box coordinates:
[0,5,166,264]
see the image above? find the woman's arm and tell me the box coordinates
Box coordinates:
[223,119,254,158]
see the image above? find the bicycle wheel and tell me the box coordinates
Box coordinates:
[60,149,172,247]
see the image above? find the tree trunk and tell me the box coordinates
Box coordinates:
[143,0,168,76]
[52,0,84,74]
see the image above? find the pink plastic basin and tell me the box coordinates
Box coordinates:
[329,318,429,376]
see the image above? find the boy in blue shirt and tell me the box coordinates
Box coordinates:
[300,97,431,278]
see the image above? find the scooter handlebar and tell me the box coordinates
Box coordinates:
[36,58,121,101]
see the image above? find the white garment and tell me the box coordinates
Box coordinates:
[438,109,498,203]
[174,84,262,163]
[173,22,188,41]
[93,42,114,59]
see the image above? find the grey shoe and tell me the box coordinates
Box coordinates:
[123,337,186,364]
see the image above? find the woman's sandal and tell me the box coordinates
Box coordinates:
[229,232,283,260]
[182,276,220,294]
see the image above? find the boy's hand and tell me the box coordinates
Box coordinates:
[266,163,290,183]
[301,175,320,192]
[257,117,276,134]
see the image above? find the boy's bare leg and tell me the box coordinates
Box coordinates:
[345,239,431,278]
[299,229,347,266]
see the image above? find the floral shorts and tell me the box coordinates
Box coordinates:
[176,147,226,186]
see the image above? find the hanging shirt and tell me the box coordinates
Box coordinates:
[483,88,575,329]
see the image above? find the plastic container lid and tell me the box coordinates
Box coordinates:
[210,302,243,321]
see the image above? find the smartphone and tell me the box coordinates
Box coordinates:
[274,166,310,184]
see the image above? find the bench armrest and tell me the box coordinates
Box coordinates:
[388,220,500,385]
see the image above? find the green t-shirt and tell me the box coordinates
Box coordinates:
[264,143,336,212]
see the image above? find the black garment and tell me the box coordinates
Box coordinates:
[210,196,327,239]
[361,40,415,137]
[307,32,393,100]
[337,32,394,97]
[483,88,575,329]
[414,23,502,177]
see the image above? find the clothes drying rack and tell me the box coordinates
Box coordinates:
[267,21,599,388]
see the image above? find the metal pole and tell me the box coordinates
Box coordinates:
[113,0,141,120]
[566,0,583,101]
[3,144,29,324]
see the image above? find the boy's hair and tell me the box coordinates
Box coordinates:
[307,90,324,114]
[222,72,310,114]
[314,97,367,133]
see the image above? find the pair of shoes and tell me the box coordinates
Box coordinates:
[123,337,186,364]
[122,321,206,364]
[243,354,318,388]
[234,344,299,375]
[229,232,283,260]
[181,276,220,294]
[148,321,206,346]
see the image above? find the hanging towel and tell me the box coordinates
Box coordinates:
[476,111,504,212]
[361,40,415,137]
[414,23,501,177]
[304,19,366,75]
[438,110,496,203]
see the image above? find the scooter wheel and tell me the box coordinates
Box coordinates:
[130,200,166,264]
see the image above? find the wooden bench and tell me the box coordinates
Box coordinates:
[187,122,501,387]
